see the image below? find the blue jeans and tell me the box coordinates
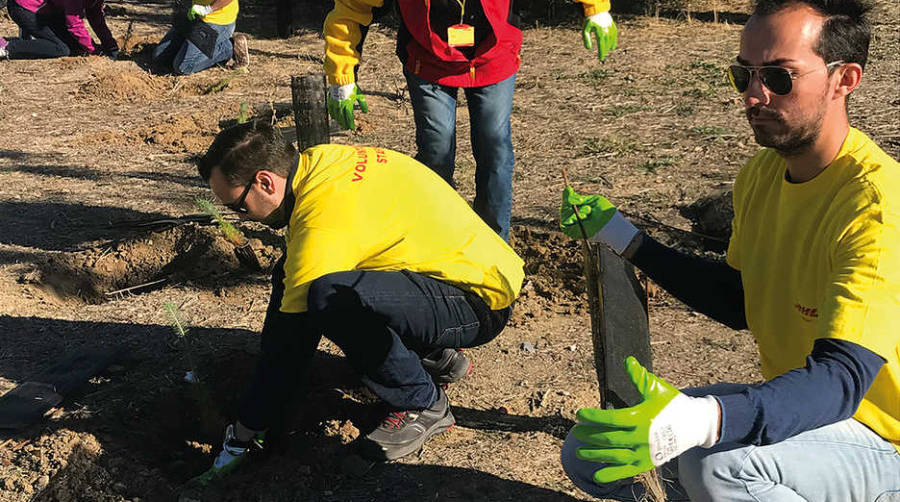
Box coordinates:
[562,384,900,501]
[306,270,509,411]
[151,21,234,75]
[404,71,516,241]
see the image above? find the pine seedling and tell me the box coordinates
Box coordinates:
[237,101,249,124]
[196,197,246,247]
[163,301,198,383]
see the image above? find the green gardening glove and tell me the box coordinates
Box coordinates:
[327,83,369,130]
[582,11,618,62]
[560,185,617,240]
[190,424,265,486]
[572,357,721,484]
[560,186,639,254]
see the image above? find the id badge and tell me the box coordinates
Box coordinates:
[447,24,475,47]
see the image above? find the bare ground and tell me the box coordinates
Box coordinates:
[0,1,897,501]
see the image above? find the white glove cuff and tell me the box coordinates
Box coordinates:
[588,12,614,28]
[588,211,639,255]
[649,394,720,467]
[193,4,213,16]
[329,83,356,101]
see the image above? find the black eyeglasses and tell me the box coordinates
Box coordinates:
[728,61,843,96]
[225,179,255,214]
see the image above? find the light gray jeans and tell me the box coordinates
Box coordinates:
[562,389,900,501]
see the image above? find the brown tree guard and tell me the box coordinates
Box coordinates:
[560,169,667,501]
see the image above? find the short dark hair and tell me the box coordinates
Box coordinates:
[198,122,297,184]
[753,0,872,70]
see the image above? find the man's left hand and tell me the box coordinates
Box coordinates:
[582,12,618,62]
[572,356,721,483]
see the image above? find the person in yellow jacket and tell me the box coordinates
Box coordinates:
[191,123,524,482]
[151,0,248,75]
[322,0,618,242]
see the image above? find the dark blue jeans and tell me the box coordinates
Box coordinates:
[405,71,516,241]
[307,270,509,410]
[151,21,234,75]
[5,1,74,59]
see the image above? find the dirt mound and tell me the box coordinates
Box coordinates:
[509,225,587,324]
[136,113,219,154]
[679,189,733,252]
[77,70,166,103]
[1,432,120,502]
[37,224,281,302]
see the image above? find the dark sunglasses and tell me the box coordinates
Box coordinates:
[225,179,255,214]
[728,61,843,96]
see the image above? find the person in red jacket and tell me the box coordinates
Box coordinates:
[0,0,118,60]
[323,0,618,242]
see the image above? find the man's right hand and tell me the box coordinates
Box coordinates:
[327,83,368,130]
[190,423,264,485]
[560,186,639,255]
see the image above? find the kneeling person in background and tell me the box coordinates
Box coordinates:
[0,0,118,60]
[151,0,248,75]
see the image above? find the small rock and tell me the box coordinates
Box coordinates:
[2,477,15,491]
[34,475,49,491]
[566,344,577,351]
[520,341,535,354]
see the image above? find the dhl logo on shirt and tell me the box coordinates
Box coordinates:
[794,303,818,322]
[351,147,388,182]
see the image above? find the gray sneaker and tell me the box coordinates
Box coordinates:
[231,33,249,69]
[420,348,472,385]
[360,388,455,461]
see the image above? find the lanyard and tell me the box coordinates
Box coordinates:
[454,0,465,25]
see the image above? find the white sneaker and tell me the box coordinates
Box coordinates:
[0,46,8,59]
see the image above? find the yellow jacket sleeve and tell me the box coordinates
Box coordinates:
[280,226,364,313]
[323,0,385,86]
[574,0,611,16]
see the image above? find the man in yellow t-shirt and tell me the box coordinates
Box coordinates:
[151,0,248,75]
[558,0,900,500]
[191,123,524,482]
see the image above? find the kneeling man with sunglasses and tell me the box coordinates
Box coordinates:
[559,0,900,500]
[192,122,523,482]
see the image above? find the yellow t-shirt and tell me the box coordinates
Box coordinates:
[727,127,900,451]
[195,0,238,26]
[280,145,524,314]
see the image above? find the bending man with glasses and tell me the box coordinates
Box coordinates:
[558,0,900,500]
[192,123,523,482]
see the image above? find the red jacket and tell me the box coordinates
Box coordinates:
[324,0,521,88]
[395,0,521,87]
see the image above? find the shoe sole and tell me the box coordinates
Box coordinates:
[362,409,456,462]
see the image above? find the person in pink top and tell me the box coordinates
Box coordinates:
[0,0,118,60]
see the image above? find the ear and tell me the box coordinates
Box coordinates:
[255,170,279,195]
[831,62,863,101]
